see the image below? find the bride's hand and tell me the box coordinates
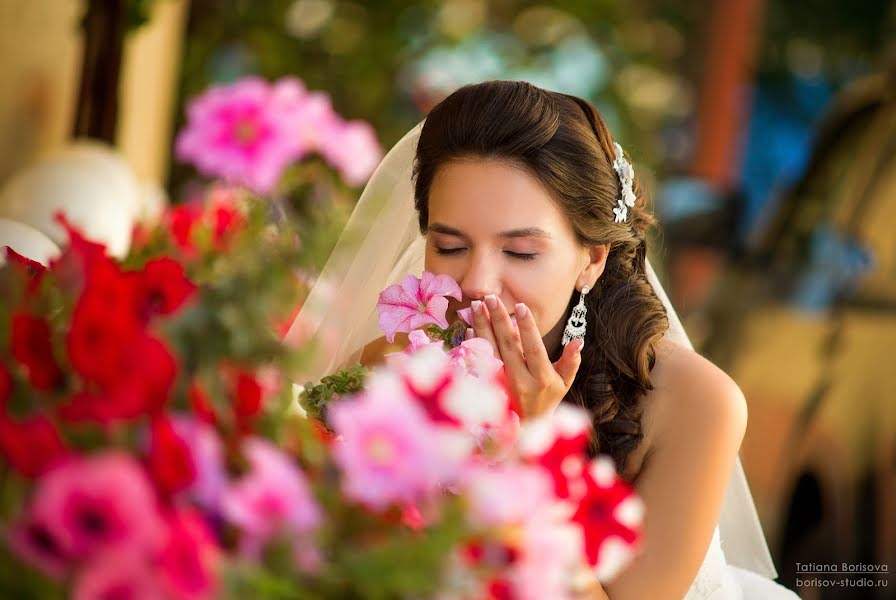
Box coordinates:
[469,294,583,418]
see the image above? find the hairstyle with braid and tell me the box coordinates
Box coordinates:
[413,80,669,476]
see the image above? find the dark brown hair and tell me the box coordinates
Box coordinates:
[413,80,669,475]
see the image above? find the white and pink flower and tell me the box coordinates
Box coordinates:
[328,382,467,510]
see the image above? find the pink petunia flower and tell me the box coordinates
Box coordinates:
[157,508,220,600]
[447,338,503,380]
[462,462,555,527]
[175,77,308,195]
[318,119,384,185]
[73,550,163,600]
[27,452,167,561]
[170,417,227,511]
[510,508,585,600]
[328,382,467,510]
[220,438,321,556]
[376,272,462,343]
[6,512,70,579]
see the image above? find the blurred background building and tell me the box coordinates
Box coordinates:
[0,1,894,597]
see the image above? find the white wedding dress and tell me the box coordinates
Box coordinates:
[288,122,801,600]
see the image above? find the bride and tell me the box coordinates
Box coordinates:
[288,80,800,600]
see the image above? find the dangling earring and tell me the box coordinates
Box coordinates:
[562,285,589,347]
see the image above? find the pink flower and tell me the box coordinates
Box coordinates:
[457,307,473,326]
[220,438,321,555]
[28,452,166,560]
[170,417,227,511]
[329,382,465,510]
[406,329,440,353]
[462,462,555,527]
[447,338,503,380]
[319,120,383,185]
[175,77,307,194]
[157,508,219,600]
[511,510,585,600]
[7,513,70,579]
[376,272,462,343]
[293,90,338,148]
[384,344,511,434]
[73,551,163,600]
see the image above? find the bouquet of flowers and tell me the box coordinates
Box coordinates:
[0,74,643,600]
[0,193,644,599]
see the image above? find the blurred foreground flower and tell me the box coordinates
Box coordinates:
[176,76,382,194]
[1,202,642,599]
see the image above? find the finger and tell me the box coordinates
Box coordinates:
[470,299,499,357]
[553,337,584,390]
[464,327,474,341]
[484,294,527,377]
[514,302,552,378]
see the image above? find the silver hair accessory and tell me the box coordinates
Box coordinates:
[612,142,637,223]
[561,285,589,346]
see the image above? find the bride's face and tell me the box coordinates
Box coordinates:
[424,159,591,354]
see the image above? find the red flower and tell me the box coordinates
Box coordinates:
[309,418,334,446]
[167,204,203,254]
[188,381,217,425]
[66,261,141,387]
[484,579,513,600]
[4,247,48,295]
[59,334,177,423]
[0,413,67,478]
[571,457,643,568]
[148,416,196,497]
[11,312,62,391]
[137,257,197,318]
[49,214,107,287]
[209,197,244,249]
[402,370,459,426]
[1,362,13,405]
[232,370,262,431]
[157,507,219,599]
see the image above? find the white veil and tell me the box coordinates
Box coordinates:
[286,120,778,580]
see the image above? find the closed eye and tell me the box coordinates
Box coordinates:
[435,247,536,261]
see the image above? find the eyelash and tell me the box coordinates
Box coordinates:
[435,248,537,261]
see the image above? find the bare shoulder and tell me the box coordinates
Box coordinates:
[641,338,748,454]
[358,333,410,368]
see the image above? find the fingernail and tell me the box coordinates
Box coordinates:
[471,300,482,313]
[484,294,498,310]
[514,303,528,318]
[572,339,584,353]
[465,327,474,340]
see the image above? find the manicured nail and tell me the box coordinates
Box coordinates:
[465,327,474,340]
[572,339,584,353]
[515,303,528,319]
[484,294,498,310]
[471,300,482,313]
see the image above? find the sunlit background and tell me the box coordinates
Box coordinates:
[0,1,894,597]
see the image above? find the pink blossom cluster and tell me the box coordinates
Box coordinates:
[328,271,647,599]
[175,77,382,194]
[6,420,323,600]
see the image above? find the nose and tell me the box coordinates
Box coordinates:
[459,250,501,301]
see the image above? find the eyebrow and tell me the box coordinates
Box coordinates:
[427,223,552,240]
